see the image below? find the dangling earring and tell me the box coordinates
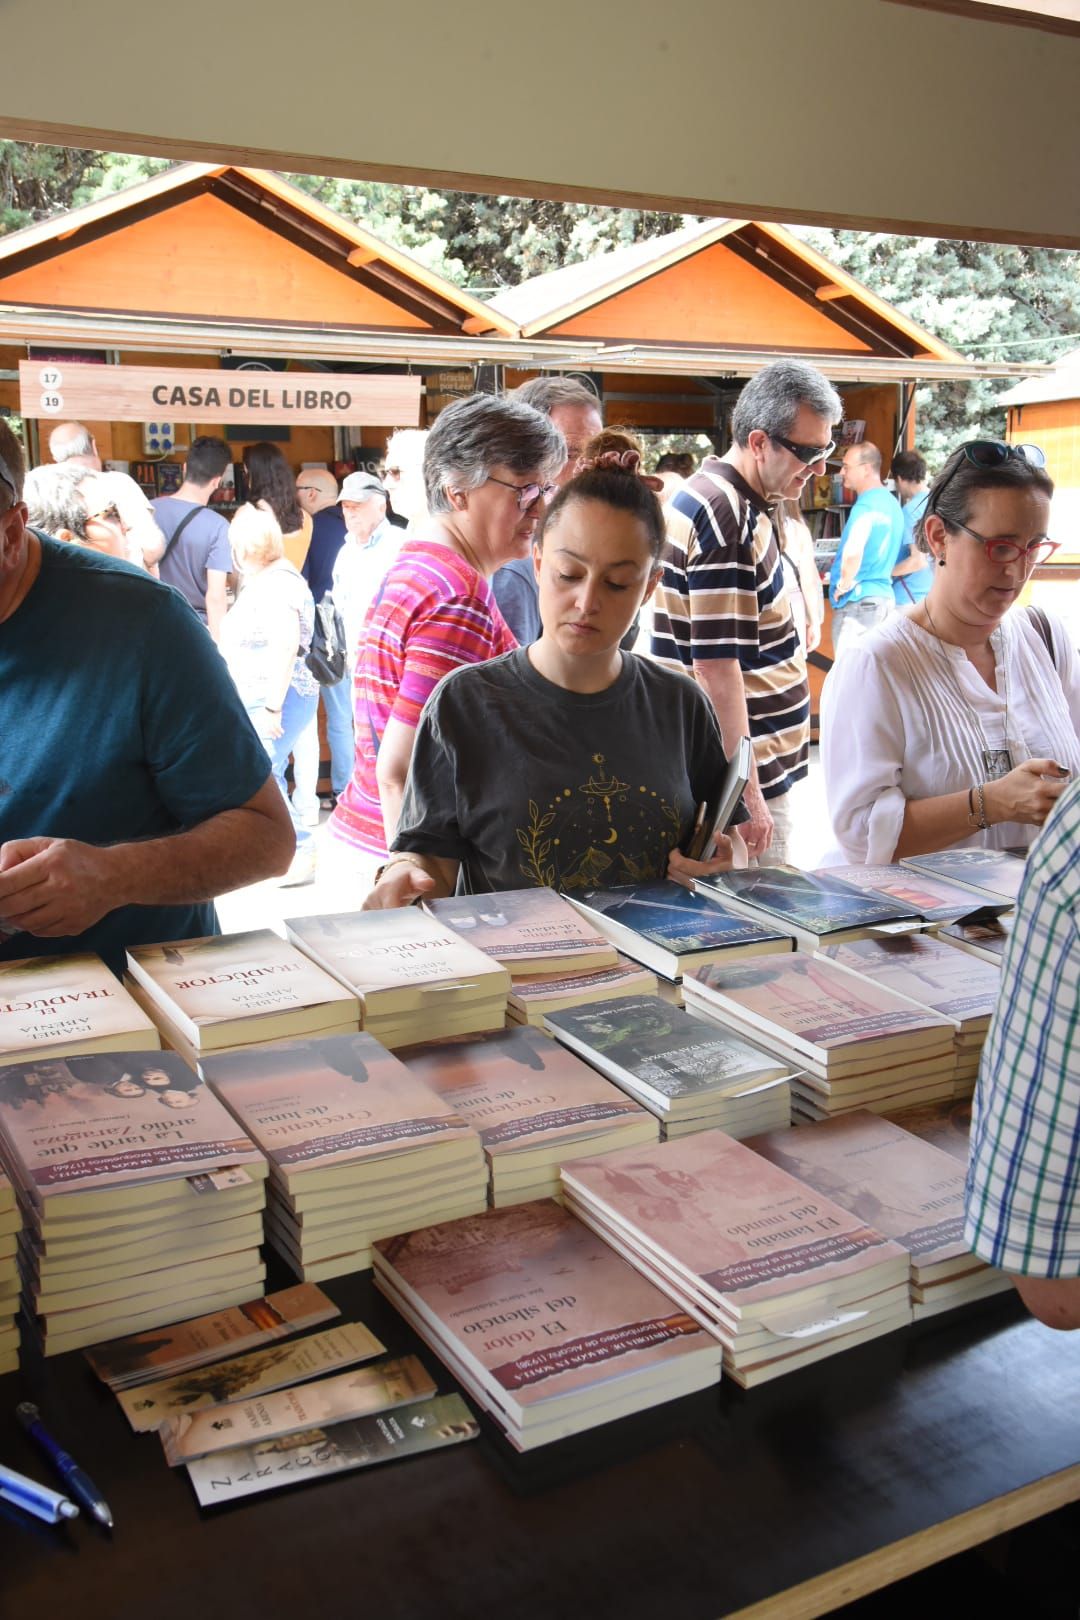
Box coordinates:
[936,551,946,568]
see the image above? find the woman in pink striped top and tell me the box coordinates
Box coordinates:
[330,394,565,864]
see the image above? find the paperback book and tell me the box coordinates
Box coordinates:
[695,866,922,948]
[426,887,618,975]
[0,952,160,1066]
[899,848,1026,903]
[822,865,1009,926]
[564,881,792,980]
[507,956,658,1026]
[938,915,1013,965]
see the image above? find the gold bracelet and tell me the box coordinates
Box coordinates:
[974,782,990,830]
[373,853,430,886]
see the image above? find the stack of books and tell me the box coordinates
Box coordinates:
[939,915,1013,965]
[125,930,359,1066]
[287,910,510,1047]
[0,1053,267,1355]
[818,935,999,1097]
[564,881,792,982]
[0,1172,19,1374]
[682,954,956,1120]
[561,1131,912,1387]
[544,994,791,1140]
[373,1199,723,1448]
[0,951,161,1064]
[746,1111,1009,1317]
[900,848,1026,904]
[204,1032,487,1280]
[821,864,1008,927]
[883,1098,971,1166]
[506,956,658,1027]
[398,1025,658,1206]
[426,887,618,976]
[695,867,922,950]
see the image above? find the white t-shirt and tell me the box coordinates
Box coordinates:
[820,607,1080,864]
[331,521,402,667]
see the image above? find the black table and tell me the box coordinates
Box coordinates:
[1,1278,1077,1620]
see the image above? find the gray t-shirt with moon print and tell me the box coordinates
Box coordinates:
[393,648,732,893]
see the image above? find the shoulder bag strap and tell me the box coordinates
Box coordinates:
[1025,604,1057,669]
[160,504,204,566]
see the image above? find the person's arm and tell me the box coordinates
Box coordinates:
[691,659,773,857]
[0,778,294,938]
[893,761,1069,858]
[1009,1276,1080,1331]
[834,514,874,601]
[110,476,166,567]
[374,715,418,849]
[362,852,460,910]
[204,570,228,644]
[892,547,929,579]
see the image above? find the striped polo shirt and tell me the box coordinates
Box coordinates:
[330,540,517,856]
[650,458,810,801]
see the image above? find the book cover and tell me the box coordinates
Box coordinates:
[0,952,160,1063]
[0,1053,263,1197]
[508,956,657,1012]
[819,935,999,1024]
[374,1199,718,1413]
[700,867,920,936]
[884,1100,971,1165]
[426,888,617,971]
[545,995,787,1104]
[126,930,358,1049]
[160,1354,437,1465]
[186,1393,478,1507]
[900,848,1026,902]
[286,910,509,1009]
[398,1026,652,1154]
[822,865,1007,925]
[939,916,1013,963]
[571,883,788,956]
[562,1132,907,1315]
[202,1032,479,1178]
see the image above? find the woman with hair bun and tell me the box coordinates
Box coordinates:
[364,428,740,909]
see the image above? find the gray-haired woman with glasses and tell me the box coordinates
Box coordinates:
[329,393,565,886]
[821,440,1080,864]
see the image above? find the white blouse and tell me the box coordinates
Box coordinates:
[820,608,1080,864]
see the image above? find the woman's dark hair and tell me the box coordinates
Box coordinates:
[919,447,1054,552]
[243,441,303,534]
[537,428,667,561]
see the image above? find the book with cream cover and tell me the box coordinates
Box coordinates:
[126,930,359,1052]
[507,956,658,1025]
[426,887,618,975]
[818,934,999,1027]
[0,952,160,1065]
[565,882,791,980]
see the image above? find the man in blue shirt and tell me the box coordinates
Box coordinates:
[890,448,933,606]
[829,441,904,653]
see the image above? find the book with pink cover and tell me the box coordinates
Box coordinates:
[0,1052,263,1201]
[819,935,999,1026]
[426,888,617,973]
[202,1032,481,1186]
[286,909,510,1016]
[508,956,658,1019]
[0,952,160,1063]
[562,1131,908,1320]
[373,1199,720,1421]
[398,1026,655,1158]
[126,930,359,1050]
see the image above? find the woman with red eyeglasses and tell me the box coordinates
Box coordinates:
[821,440,1080,864]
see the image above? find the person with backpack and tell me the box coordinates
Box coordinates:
[152,436,234,641]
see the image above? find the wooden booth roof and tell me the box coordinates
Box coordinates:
[0,162,514,340]
[1000,347,1080,406]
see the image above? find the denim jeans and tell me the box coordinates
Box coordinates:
[253,686,318,859]
[832,597,892,656]
[291,679,355,818]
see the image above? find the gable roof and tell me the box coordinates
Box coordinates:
[1000,346,1080,405]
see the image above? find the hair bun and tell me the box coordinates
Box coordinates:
[575,444,664,493]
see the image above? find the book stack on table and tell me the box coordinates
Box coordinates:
[124,929,360,1069]
[506,955,659,1026]
[287,910,510,1048]
[0,1172,19,1374]
[561,1131,912,1388]
[694,866,923,951]
[939,914,1013,965]
[745,1111,1010,1319]
[0,950,162,1066]
[0,1052,268,1355]
[564,881,793,984]
[822,863,1010,928]
[544,994,791,1140]
[398,1025,659,1207]
[204,1031,488,1281]
[682,953,956,1121]
[900,848,1027,905]
[373,1198,724,1449]
[817,935,1000,1098]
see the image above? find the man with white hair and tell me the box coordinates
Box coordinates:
[331,472,399,664]
[381,429,428,531]
[47,421,165,568]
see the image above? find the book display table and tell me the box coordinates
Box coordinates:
[1,1275,1077,1620]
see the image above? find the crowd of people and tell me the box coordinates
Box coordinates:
[1,360,1075,1327]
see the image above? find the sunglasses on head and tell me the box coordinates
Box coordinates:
[928,439,1046,518]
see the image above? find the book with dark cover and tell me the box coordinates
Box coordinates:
[697,866,921,945]
[426,888,617,975]
[565,882,791,980]
[900,848,1026,903]
[939,915,1014,964]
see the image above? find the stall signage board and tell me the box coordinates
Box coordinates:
[19,362,422,426]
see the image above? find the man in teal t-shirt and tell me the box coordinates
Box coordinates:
[890,447,934,606]
[829,441,904,653]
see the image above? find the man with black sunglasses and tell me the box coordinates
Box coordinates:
[652,359,842,864]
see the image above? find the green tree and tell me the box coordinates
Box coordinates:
[0,142,169,233]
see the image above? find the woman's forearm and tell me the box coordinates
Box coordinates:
[893,788,976,859]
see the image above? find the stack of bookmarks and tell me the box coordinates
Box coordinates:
[373,1199,723,1449]
[683,954,956,1121]
[564,881,792,983]
[562,1131,911,1387]
[287,910,510,1048]
[544,994,791,1140]
[0,1172,19,1374]
[204,1031,487,1280]
[0,1052,267,1355]
[0,951,162,1066]
[125,929,359,1067]
[818,934,1000,1098]
[746,1111,1009,1318]
[398,1025,658,1206]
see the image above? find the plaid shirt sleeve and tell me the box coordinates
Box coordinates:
[964,777,1080,1276]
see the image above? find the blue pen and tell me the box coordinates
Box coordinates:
[0,1460,79,1524]
[15,1402,113,1529]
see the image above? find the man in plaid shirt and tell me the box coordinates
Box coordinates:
[965,776,1080,1330]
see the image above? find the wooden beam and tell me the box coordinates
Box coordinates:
[815,284,848,302]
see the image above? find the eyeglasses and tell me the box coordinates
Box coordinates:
[296,485,321,495]
[769,433,836,467]
[928,439,1046,519]
[382,466,402,481]
[87,504,123,525]
[485,474,556,512]
[947,518,1059,568]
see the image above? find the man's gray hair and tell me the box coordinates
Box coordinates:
[731,360,843,447]
[509,375,600,418]
[48,422,96,462]
[424,393,566,515]
[0,419,26,504]
[24,464,89,537]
